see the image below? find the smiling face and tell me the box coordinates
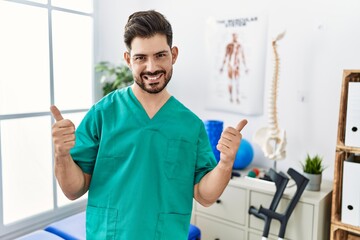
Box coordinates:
[124,34,178,94]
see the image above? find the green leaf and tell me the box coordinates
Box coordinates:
[95,61,134,96]
[300,154,326,174]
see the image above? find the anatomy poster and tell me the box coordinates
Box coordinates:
[205,16,268,115]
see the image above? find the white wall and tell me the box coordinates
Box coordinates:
[96,0,360,180]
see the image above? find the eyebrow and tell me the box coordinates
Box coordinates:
[132,50,169,58]
[154,50,169,55]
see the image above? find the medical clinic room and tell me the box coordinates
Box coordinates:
[1,0,360,239]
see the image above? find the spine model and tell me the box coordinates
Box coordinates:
[253,32,286,161]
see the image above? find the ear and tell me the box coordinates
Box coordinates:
[171,46,179,65]
[124,51,131,68]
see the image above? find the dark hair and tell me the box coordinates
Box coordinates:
[124,10,173,51]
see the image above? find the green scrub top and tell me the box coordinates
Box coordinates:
[70,87,217,240]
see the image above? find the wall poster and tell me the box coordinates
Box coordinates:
[205,15,268,115]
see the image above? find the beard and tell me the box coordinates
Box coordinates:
[133,68,173,94]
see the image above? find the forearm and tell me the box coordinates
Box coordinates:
[195,161,233,207]
[195,119,248,207]
[54,154,89,200]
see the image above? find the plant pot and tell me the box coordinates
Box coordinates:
[303,172,322,191]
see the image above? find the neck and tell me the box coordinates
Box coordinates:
[131,84,171,118]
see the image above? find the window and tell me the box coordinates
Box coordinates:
[0,0,93,238]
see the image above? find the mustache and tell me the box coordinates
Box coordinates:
[140,70,166,77]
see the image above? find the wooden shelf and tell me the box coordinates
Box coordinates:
[331,70,360,240]
[336,144,360,154]
[331,222,360,240]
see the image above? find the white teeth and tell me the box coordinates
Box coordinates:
[145,73,162,80]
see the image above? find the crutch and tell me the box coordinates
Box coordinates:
[249,168,309,240]
[249,168,289,239]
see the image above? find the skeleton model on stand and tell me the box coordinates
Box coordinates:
[253,31,287,170]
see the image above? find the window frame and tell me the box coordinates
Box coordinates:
[0,0,95,239]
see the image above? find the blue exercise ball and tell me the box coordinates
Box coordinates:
[233,138,254,170]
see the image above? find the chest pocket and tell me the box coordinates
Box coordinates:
[165,139,196,181]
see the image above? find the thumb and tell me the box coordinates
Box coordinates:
[50,105,64,122]
[236,119,248,132]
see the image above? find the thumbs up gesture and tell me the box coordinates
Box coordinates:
[50,105,76,157]
[216,119,248,165]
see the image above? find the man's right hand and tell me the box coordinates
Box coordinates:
[50,105,76,157]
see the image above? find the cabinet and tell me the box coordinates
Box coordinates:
[193,173,332,240]
[331,70,360,239]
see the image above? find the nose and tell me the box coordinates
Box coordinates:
[145,57,157,72]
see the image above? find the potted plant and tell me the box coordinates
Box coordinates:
[301,154,326,191]
[95,61,134,96]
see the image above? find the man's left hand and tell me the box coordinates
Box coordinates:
[216,119,248,166]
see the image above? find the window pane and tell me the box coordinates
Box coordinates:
[1,117,53,224]
[52,0,93,14]
[56,112,88,207]
[0,2,50,115]
[52,11,93,110]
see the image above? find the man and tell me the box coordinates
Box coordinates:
[220,32,248,104]
[51,10,247,240]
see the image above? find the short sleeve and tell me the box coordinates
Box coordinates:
[70,106,100,174]
[194,122,217,185]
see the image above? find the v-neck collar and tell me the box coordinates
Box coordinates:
[128,87,174,122]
